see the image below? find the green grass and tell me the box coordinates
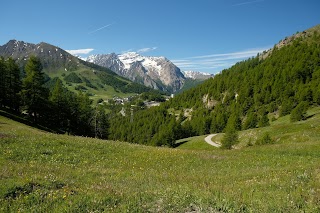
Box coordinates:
[175,135,217,151]
[236,107,320,148]
[46,66,135,102]
[0,107,320,212]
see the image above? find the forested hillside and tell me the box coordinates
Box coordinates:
[109,25,320,146]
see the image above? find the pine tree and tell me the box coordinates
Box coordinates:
[290,101,309,122]
[258,106,270,127]
[243,110,258,130]
[5,58,21,111]
[20,56,49,122]
[225,112,242,131]
[76,92,93,136]
[50,79,68,129]
[221,119,239,149]
[0,57,7,107]
[93,104,109,139]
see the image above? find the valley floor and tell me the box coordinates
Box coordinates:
[0,107,320,212]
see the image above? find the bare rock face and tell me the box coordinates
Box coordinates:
[87,52,186,93]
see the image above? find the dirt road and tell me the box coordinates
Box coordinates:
[204,134,221,148]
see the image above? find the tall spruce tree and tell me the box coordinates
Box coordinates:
[50,79,68,129]
[290,101,309,122]
[5,58,21,111]
[221,118,239,149]
[76,92,93,136]
[21,56,48,122]
[243,110,258,130]
[258,106,270,127]
[93,104,109,139]
[0,57,6,107]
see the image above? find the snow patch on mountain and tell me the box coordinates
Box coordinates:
[86,52,185,92]
[182,70,214,80]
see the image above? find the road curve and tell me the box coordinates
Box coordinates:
[204,134,221,148]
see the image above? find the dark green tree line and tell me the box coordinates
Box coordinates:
[0,56,109,139]
[0,57,21,111]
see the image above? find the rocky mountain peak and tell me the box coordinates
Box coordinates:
[0,40,79,70]
[86,52,186,93]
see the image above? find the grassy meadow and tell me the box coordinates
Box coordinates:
[47,67,135,102]
[0,107,320,212]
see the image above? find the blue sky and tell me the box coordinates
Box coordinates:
[1,0,319,74]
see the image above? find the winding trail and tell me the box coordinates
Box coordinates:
[204,134,221,148]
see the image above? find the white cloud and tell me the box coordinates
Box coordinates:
[121,49,133,54]
[186,48,269,59]
[172,47,271,73]
[137,47,158,53]
[66,48,94,55]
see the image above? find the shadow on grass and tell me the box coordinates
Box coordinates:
[305,114,315,120]
[173,139,190,148]
[0,108,61,134]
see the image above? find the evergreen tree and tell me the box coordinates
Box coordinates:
[243,110,258,130]
[258,106,270,127]
[280,98,294,117]
[76,92,93,136]
[50,79,68,130]
[93,104,109,139]
[0,57,7,107]
[225,112,242,131]
[221,120,238,149]
[20,56,49,122]
[5,58,21,111]
[290,101,309,122]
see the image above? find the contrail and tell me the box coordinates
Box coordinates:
[89,23,114,34]
[232,0,264,6]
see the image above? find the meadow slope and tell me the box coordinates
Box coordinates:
[1,108,320,212]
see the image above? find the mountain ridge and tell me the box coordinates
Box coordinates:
[0,40,157,99]
[86,52,186,93]
[85,52,214,93]
[182,70,214,80]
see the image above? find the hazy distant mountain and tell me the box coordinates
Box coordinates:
[182,70,214,80]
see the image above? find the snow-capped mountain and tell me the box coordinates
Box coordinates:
[87,52,185,93]
[182,70,214,80]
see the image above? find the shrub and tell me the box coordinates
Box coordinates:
[256,132,273,145]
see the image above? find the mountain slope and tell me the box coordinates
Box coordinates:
[0,40,78,71]
[108,24,320,144]
[163,24,320,135]
[87,52,186,93]
[171,24,320,109]
[0,40,155,99]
